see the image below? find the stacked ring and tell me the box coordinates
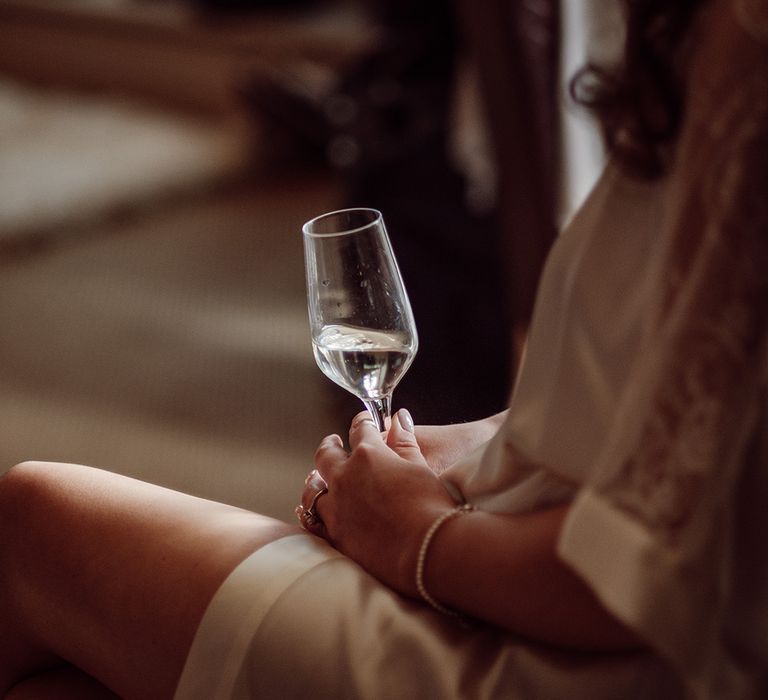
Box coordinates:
[296,469,329,531]
[297,486,328,529]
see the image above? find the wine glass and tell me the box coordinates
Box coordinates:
[302,208,418,431]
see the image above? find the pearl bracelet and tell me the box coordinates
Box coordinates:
[415,503,476,617]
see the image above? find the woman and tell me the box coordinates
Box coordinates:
[1,0,766,697]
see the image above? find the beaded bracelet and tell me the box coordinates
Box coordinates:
[415,503,476,617]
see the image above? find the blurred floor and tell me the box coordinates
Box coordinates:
[0,169,348,521]
[0,75,251,238]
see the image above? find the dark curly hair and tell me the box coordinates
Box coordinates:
[572,0,707,179]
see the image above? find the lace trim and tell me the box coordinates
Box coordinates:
[598,70,768,540]
[735,0,768,40]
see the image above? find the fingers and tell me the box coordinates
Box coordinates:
[319,433,344,451]
[348,411,386,451]
[347,409,426,466]
[386,409,428,466]
[303,469,327,495]
[300,409,426,538]
[313,433,345,472]
[315,434,347,464]
[301,431,349,538]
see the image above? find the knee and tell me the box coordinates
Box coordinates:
[0,460,57,510]
[0,464,71,694]
[0,461,39,524]
[0,461,84,605]
[0,462,53,619]
[0,462,65,561]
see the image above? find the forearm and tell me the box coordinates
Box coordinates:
[414,409,509,474]
[416,504,642,651]
[316,411,636,651]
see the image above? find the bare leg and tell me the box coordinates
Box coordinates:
[0,461,301,700]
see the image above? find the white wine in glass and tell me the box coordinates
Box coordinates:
[302,208,418,431]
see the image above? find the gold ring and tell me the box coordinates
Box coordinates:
[306,487,328,518]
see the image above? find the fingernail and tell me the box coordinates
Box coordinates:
[398,408,414,433]
[352,412,369,426]
[324,434,343,448]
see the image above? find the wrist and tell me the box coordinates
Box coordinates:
[396,502,447,598]
[414,504,476,617]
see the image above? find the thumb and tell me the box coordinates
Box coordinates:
[386,409,427,466]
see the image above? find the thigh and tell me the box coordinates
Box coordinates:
[0,461,300,700]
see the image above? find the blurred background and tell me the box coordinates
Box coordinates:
[0,0,612,520]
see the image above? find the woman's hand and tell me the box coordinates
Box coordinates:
[299,410,641,649]
[303,409,457,597]
[415,410,508,474]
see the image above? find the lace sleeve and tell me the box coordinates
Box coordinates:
[558,0,768,690]
[596,23,768,541]
[736,0,768,40]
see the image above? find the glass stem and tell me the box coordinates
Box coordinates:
[363,397,391,432]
